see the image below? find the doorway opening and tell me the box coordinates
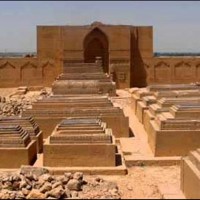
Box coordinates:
[84,28,109,73]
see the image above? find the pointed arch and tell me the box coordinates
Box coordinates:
[0,61,17,81]
[174,61,193,79]
[42,61,56,81]
[83,27,109,72]
[20,62,38,83]
[0,61,16,69]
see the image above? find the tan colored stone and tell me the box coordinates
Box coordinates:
[26,189,46,199]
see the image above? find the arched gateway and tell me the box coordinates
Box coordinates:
[84,28,109,73]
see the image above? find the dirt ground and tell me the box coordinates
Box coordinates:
[0,88,181,199]
[106,89,180,199]
[97,165,180,199]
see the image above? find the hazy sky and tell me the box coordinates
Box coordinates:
[0,1,200,52]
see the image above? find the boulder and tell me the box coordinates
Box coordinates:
[26,189,46,199]
[57,176,70,185]
[40,182,52,193]
[40,174,54,183]
[73,172,83,181]
[46,185,64,199]
[67,179,82,191]
[64,172,73,179]
[22,188,30,196]
[52,181,62,189]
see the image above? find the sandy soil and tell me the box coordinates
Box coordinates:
[96,165,180,199]
[107,89,181,199]
[0,88,18,98]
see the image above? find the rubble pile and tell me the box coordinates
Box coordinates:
[0,166,121,199]
[0,88,51,117]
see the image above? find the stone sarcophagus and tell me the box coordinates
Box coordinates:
[22,61,129,140]
[136,95,157,123]
[52,63,116,96]
[0,125,37,168]
[52,80,116,96]
[0,116,43,153]
[143,97,200,132]
[148,112,200,156]
[23,95,129,139]
[43,118,118,167]
[170,104,200,119]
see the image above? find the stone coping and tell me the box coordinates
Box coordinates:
[147,84,199,92]
[0,125,31,147]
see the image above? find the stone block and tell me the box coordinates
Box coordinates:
[44,139,116,167]
[0,140,37,168]
[0,117,43,153]
[148,118,200,156]
[181,149,200,199]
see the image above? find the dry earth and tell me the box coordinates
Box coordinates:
[96,165,180,199]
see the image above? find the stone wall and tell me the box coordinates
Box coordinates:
[143,57,200,85]
[37,23,132,89]
[1,23,200,88]
[1,56,200,88]
[0,58,59,88]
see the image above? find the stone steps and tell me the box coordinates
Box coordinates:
[0,117,43,153]
[147,84,199,92]
[43,118,119,167]
[0,125,37,168]
[0,125,30,147]
[158,97,200,108]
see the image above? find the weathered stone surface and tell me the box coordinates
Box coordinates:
[181,148,200,199]
[20,166,49,177]
[22,188,30,196]
[39,174,54,183]
[67,179,82,191]
[52,181,62,189]
[64,188,71,198]
[39,182,52,193]
[64,172,73,179]
[0,170,121,199]
[73,172,83,181]
[46,185,64,199]
[26,189,46,199]
[57,176,70,185]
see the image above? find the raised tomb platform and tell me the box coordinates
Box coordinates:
[23,95,129,139]
[131,84,200,114]
[148,109,200,156]
[181,148,200,199]
[43,118,119,167]
[0,116,43,153]
[23,62,129,139]
[130,84,200,157]
[0,125,37,168]
[52,62,116,96]
[19,61,129,173]
[143,97,200,132]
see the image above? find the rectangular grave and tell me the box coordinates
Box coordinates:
[147,114,200,156]
[0,117,43,153]
[44,118,117,167]
[0,125,37,168]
